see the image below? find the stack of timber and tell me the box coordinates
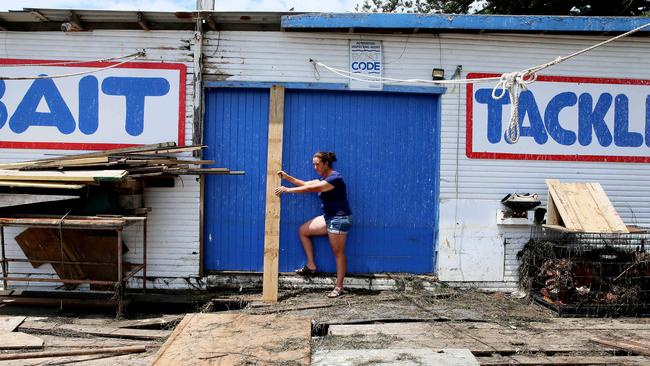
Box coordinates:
[544,179,629,233]
[0,141,243,213]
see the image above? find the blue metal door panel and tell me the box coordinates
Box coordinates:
[203,88,439,274]
[279,90,439,274]
[203,88,269,271]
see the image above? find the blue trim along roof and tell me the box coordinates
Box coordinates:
[282,13,650,33]
[204,81,446,94]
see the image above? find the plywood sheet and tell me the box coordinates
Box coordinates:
[0,316,25,332]
[545,180,628,233]
[0,331,43,349]
[150,313,311,366]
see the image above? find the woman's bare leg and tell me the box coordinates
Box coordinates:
[328,233,347,288]
[298,216,327,270]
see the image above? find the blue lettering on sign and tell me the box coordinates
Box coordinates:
[78,76,99,135]
[0,81,7,130]
[1,75,171,136]
[102,77,170,136]
[351,62,381,71]
[10,75,76,134]
[475,88,650,148]
[578,93,612,147]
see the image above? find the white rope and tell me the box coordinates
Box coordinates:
[311,21,650,143]
[0,51,145,80]
[0,52,145,68]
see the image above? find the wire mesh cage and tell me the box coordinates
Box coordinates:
[519,227,650,317]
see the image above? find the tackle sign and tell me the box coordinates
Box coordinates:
[467,73,650,163]
[0,59,186,150]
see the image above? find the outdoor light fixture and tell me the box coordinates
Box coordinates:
[431,68,445,80]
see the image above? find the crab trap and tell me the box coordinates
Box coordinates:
[519,227,650,317]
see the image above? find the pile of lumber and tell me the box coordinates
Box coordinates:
[544,179,629,233]
[0,141,242,212]
[0,141,242,188]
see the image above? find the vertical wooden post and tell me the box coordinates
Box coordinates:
[262,85,285,302]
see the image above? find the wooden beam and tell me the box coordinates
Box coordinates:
[262,85,285,303]
[137,12,150,31]
[0,345,146,361]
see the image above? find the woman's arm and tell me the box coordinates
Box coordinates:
[277,170,319,187]
[275,180,333,196]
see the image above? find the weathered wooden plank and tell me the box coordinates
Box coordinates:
[590,336,650,357]
[0,331,44,349]
[313,348,479,366]
[0,169,128,182]
[0,316,25,331]
[478,355,649,365]
[19,321,170,340]
[585,182,628,233]
[0,345,145,361]
[262,85,285,303]
[546,179,582,231]
[0,193,79,208]
[0,181,85,189]
[150,313,311,366]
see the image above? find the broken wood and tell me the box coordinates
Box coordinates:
[590,336,650,357]
[0,345,146,361]
[262,85,285,303]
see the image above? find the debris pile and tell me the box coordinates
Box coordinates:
[519,232,650,316]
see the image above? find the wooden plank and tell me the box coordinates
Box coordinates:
[0,316,25,331]
[546,179,582,231]
[150,313,311,366]
[585,182,628,232]
[546,188,560,226]
[3,218,126,228]
[0,169,127,182]
[478,355,649,365]
[0,181,84,189]
[0,331,44,349]
[0,142,177,169]
[0,345,145,361]
[0,194,79,208]
[19,321,170,340]
[262,85,284,303]
[590,336,650,357]
[542,224,576,233]
[566,182,611,232]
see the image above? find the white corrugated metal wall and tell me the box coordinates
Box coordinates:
[203,30,650,290]
[0,30,200,290]
[2,28,649,291]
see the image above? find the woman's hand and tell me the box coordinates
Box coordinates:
[277,170,287,179]
[274,186,288,196]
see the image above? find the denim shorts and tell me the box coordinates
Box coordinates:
[324,215,352,234]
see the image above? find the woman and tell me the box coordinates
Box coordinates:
[274,151,352,298]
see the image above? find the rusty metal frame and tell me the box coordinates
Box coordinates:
[0,216,147,316]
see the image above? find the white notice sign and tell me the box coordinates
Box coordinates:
[349,40,382,90]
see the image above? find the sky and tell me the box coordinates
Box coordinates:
[0,0,360,12]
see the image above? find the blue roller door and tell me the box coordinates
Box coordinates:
[204,87,439,273]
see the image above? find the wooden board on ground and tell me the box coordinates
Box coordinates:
[545,180,628,233]
[0,316,25,331]
[0,331,44,349]
[150,313,311,366]
[477,355,649,365]
[18,321,170,340]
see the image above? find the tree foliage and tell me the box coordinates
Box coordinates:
[355,0,650,16]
